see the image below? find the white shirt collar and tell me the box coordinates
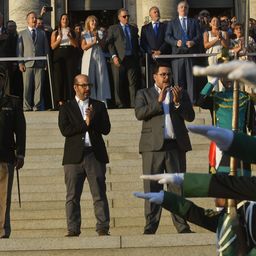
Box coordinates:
[75,96,89,105]
[154,84,161,94]
[28,26,36,32]
[179,16,187,20]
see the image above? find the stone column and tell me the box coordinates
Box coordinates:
[136,0,179,32]
[8,0,50,31]
[250,0,256,19]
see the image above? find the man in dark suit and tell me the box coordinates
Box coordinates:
[140,6,170,88]
[107,8,140,108]
[165,1,201,103]
[17,11,49,111]
[0,65,26,238]
[58,74,111,237]
[134,62,195,234]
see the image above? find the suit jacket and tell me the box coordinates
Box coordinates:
[17,28,49,68]
[0,95,26,163]
[107,23,140,61]
[135,86,195,153]
[58,98,110,165]
[165,18,201,54]
[140,22,170,55]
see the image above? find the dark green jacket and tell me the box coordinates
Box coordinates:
[0,95,26,163]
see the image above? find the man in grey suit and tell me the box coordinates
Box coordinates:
[165,1,201,103]
[17,11,49,111]
[135,62,195,234]
[107,8,140,108]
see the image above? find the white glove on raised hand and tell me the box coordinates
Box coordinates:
[140,173,184,185]
[193,60,256,88]
[188,125,234,151]
[133,191,164,204]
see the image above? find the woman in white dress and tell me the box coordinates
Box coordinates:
[204,16,229,89]
[81,16,111,106]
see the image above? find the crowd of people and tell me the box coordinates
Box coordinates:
[0,2,256,110]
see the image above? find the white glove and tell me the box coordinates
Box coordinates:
[188,125,234,151]
[210,77,219,87]
[193,60,256,88]
[133,191,164,204]
[140,173,184,185]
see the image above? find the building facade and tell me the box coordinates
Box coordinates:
[0,0,255,32]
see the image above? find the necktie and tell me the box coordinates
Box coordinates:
[124,25,132,50]
[31,29,36,43]
[153,23,158,36]
[181,17,186,33]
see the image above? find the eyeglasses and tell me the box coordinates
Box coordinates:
[122,15,130,19]
[76,83,92,88]
[157,72,171,77]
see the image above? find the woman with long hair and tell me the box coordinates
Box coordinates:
[51,13,78,108]
[81,15,111,106]
[204,16,229,89]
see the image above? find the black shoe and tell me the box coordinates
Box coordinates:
[98,230,110,236]
[65,231,80,237]
[179,229,195,234]
[143,230,155,235]
[0,235,9,239]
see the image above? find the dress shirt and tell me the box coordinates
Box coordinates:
[152,21,159,36]
[155,84,176,139]
[75,96,92,147]
[28,26,37,39]
[179,16,187,32]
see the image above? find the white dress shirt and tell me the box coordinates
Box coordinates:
[155,85,176,139]
[75,96,92,147]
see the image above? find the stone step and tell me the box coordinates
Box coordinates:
[10,198,214,220]
[10,225,211,238]
[0,234,216,256]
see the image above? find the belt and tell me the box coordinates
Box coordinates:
[59,45,73,49]
[84,146,93,155]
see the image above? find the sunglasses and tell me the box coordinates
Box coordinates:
[122,15,130,19]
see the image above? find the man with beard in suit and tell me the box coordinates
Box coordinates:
[140,6,170,88]
[107,8,140,108]
[134,62,195,234]
[58,74,111,237]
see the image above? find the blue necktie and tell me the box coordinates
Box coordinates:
[124,25,132,51]
[181,18,186,33]
[153,23,158,36]
[31,29,36,43]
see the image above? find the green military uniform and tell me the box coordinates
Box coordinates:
[161,190,256,255]
[198,82,255,176]
[0,68,26,238]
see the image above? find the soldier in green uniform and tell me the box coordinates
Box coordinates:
[0,38,26,238]
[197,76,255,176]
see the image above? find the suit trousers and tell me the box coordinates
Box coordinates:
[22,67,45,111]
[64,150,110,234]
[3,164,14,238]
[0,163,8,237]
[111,55,139,108]
[142,141,190,233]
[171,58,194,104]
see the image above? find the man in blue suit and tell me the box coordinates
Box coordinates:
[140,6,170,87]
[165,1,201,103]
